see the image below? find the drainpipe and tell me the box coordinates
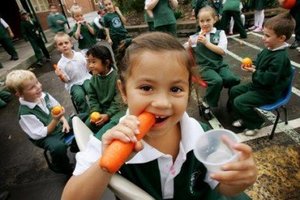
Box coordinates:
[25,0,48,43]
[58,0,70,29]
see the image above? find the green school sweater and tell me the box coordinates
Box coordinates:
[88,70,121,117]
[251,48,292,99]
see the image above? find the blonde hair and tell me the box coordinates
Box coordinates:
[70,4,82,17]
[54,32,72,44]
[5,70,37,93]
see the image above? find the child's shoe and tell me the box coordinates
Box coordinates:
[253,27,262,32]
[199,102,212,121]
[248,25,257,31]
[232,119,244,128]
[244,129,258,136]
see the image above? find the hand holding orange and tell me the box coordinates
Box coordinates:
[51,105,63,115]
[241,57,253,69]
[90,112,101,123]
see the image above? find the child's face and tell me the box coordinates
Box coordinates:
[73,12,84,22]
[103,0,114,12]
[86,54,107,75]
[262,27,286,50]
[50,6,58,13]
[55,36,73,54]
[198,10,216,33]
[118,50,190,138]
[18,78,43,102]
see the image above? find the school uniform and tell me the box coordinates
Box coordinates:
[18,92,72,173]
[57,50,92,114]
[249,0,266,10]
[144,11,154,31]
[86,68,122,133]
[71,23,97,50]
[20,18,50,62]
[47,12,67,33]
[103,12,129,51]
[192,28,240,107]
[229,44,292,129]
[221,0,247,38]
[152,0,177,36]
[74,112,250,200]
[0,18,18,60]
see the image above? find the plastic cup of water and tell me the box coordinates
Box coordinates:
[193,129,239,173]
[190,34,199,47]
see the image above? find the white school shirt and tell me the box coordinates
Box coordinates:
[57,50,92,93]
[73,112,218,198]
[19,92,60,140]
[204,27,228,53]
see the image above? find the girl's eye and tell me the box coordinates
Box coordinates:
[140,85,152,91]
[170,87,182,93]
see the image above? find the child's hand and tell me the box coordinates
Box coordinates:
[94,114,110,126]
[101,115,143,157]
[62,120,71,133]
[54,68,68,82]
[211,141,257,193]
[198,34,208,45]
[114,6,120,13]
[241,64,256,72]
[51,106,65,121]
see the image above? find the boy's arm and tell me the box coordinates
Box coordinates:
[105,93,121,119]
[104,27,112,44]
[86,22,96,35]
[6,26,14,38]
[74,23,82,40]
[20,22,29,41]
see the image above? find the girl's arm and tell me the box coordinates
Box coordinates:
[211,142,258,196]
[146,0,159,10]
[198,30,227,55]
[62,161,112,199]
[169,0,178,9]
[62,115,142,199]
[115,7,127,24]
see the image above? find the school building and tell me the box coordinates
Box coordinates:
[0,0,98,40]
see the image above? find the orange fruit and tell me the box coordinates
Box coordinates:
[90,112,101,123]
[51,105,63,115]
[242,57,252,67]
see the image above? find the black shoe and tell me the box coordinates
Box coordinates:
[0,191,10,200]
[290,40,299,49]
[199,103,212,120]
[10,56,19,60]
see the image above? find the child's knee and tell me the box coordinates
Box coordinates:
[51,143,68,155]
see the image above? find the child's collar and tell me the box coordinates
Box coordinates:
[19,92,46,109]
[268,42,289,51]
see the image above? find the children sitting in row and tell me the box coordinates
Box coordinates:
[5,70,74,175]
[54,32,91,115]
[62,31,257,200]
[85,44,123,134]
[228,12,295,136]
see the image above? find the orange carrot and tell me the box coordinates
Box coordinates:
[52,64,65,81]
[99,112,155,173]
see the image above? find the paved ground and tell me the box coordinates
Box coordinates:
[1,12,300,199]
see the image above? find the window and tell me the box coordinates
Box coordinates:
[31,0,49,13]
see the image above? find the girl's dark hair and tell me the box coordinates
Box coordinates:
[264,12,296,40]
[116,32,194,85]
[86,44,114,69]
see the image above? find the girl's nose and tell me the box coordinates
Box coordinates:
[151,93,172,109]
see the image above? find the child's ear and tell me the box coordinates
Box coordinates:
[117,79,127,104]
[15,91,21,98]
[279,35,287,42]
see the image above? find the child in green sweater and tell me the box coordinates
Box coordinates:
[47,4,68,33]
[228,13,295,136]
[85,44,123,134]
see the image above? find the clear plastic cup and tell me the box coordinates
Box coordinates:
[189,34,199,47]
[193,129,239,172]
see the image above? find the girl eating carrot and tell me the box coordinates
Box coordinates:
[62,32,257,199]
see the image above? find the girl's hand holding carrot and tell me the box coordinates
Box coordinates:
[100,112,155,173]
